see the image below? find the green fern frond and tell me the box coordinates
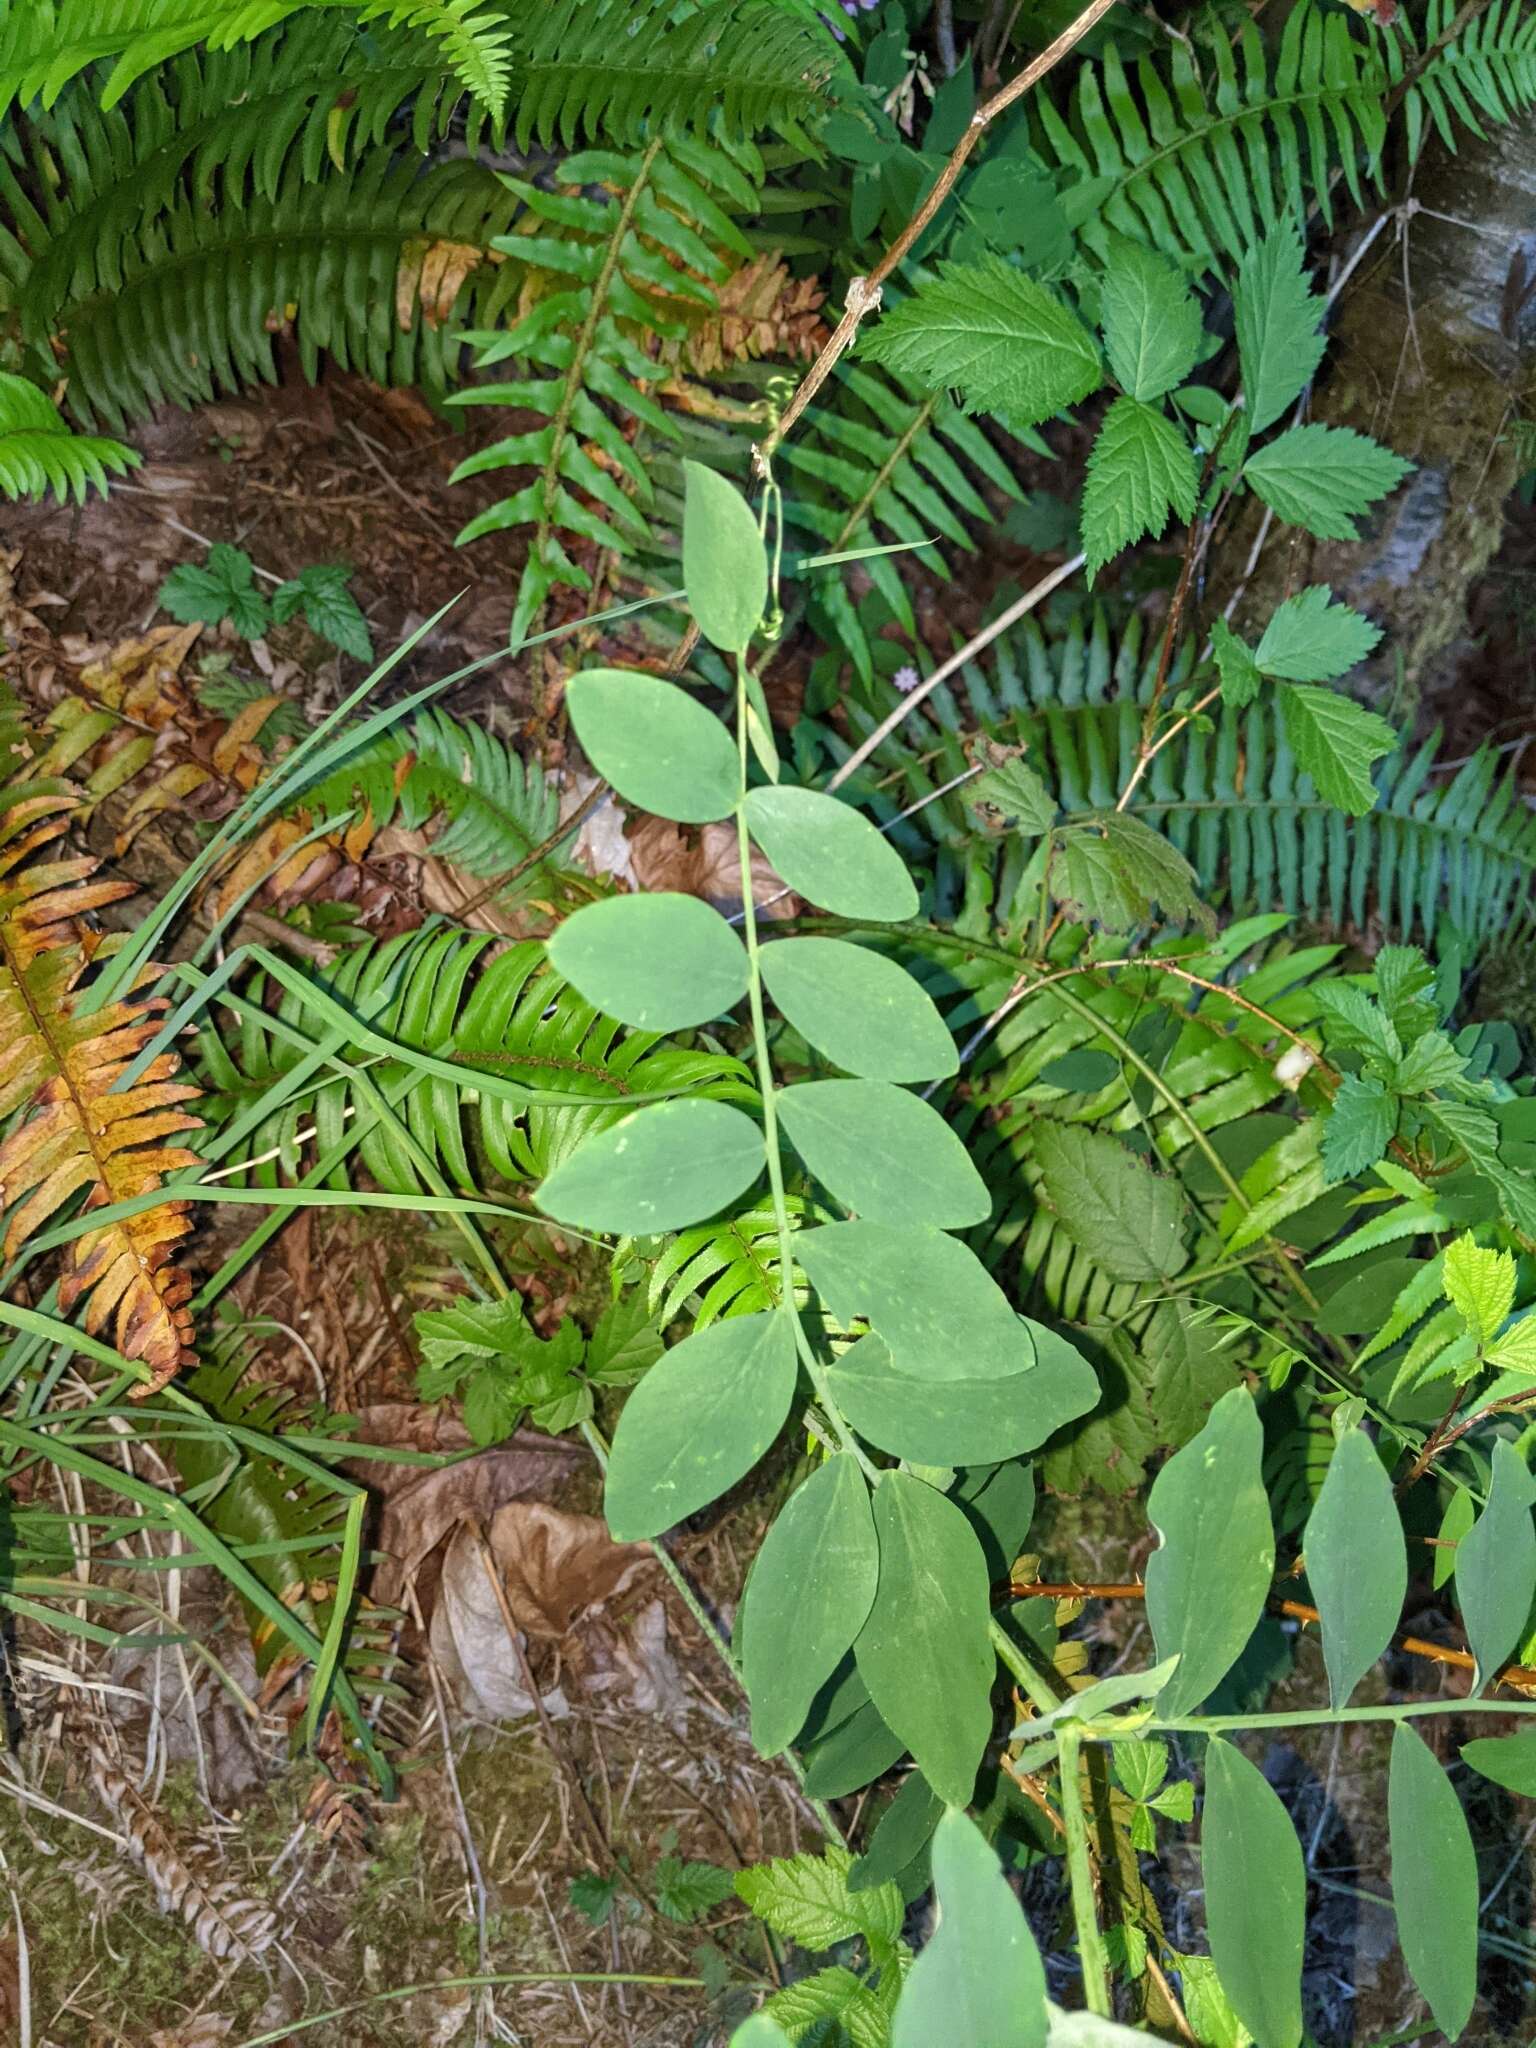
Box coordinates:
[1388,0,1536,162]
[354,0,513,112]
[195,929,753,1198]
[449,134,760,637]
[634,1196,812,1328]
[0,369,137,499]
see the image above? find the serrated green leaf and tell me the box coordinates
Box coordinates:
[1321,1073,1396,1183]
[654,1857,734,1923]
[744,785,918,922]
[1031,1123,1190,1281]
[548,892,748,1031]
[824,1325,1095,1466]
[890,1810,1048,2048]
[683,460,767,654]
[1488,1316,1536,1375]
[759,937,956,1082]
[1211,618,1263,708]
[1455,1437,1536,1688]
[1443,1234,1515,1346]
[1100,242,1204,403]
[1052,813,1212,933]
[566,668,740,822]
[1202,1740,1305,2048]
[585,1293,665,1385]
[1082,395,1197,579]
[855,1476,994,1805]
[1255,586,1382,683]
[1232,224,1327,436]
[1304,1427,1405,1708]
[1278,684,1396,816]
[736,1843,902,1955]
[762,1967,890,2048]
[777,1080,990,1228]
[862,255,1101,427]
[743,1455,879,1757]
[1145,1388,1274,1718]
[1112,1738,1169,1803]
[273,564,374,662]
[604,1312,797,1540]
[968,754,1058,835]
[796,1222,1034,1381]
[1389,1722,1478,2041]
[537,1099,764,1235]
[1243,424,1413,541]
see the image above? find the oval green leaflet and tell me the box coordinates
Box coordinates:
[565,667,740,821]
[742,1453,879,1757]
[890,1809,1049,2048]
[683,459,767,655]
[1144,1386,1274,1719]
[796,1222,1035,1380]
[1201,1738,1305,2048]
[776,1079,990,1228]
[1304,1424,1405,1708]
[730,2016,793,2048]
[822,1326,1096,1466]
[849,1769,943,1894]
[742,784,918,921]
[758,936,957,1082]
[1455,1435,1536,1689]
[1389,1720,1478,2042]
[1462,1730,1536,1797]
[536,1098,764,1235]
[854,1472,994,1806]
[546,892,747,1031]
[603,1312,796,1541]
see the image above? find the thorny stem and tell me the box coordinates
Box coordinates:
[1057,1725,1113,2016]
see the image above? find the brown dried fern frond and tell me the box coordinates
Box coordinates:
[0,762,201,1393]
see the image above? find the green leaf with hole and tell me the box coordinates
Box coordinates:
[1304,1427,1405,1708]
[566,668,740,821]
[855,1475,995,1806]
[604,1312,796,1540]
[1201,1739,1305,2048]
[1461,1731,1536,1798]
[683,460,767,654]
[1145,1388,1274,1718]
[1390,1721,1478,2042]
[797,1222,1033,1380]
[759,938,956,1081]
[547,893,747,1031]
[1455,1436,1536,1689]
[743,785,918,921]
[824,1327,1095,1465]
[777,1080,989,1228]
[890,1809,1048,2048]
[743,1455,879,1757]
[537,1099,763,1236]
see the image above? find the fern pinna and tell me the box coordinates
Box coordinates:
[0,723,199,1390]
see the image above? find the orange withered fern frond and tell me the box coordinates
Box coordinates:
[0,759,201,1394]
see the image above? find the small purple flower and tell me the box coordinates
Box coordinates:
[893,663,920,694]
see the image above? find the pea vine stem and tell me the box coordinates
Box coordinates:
[1057,1724,1113,2016]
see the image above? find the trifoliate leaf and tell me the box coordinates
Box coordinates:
[1278,684,1395,815]
[1442,1234,1515,1346]
[1254,586,1382,682]
[159,543,271,639]
[1210,618,1263,708]
[862,258,1101,426]
[1099,241,1204,403]
[1232,223,1327,434]
[1321,1073,1396,1183]
[1052,813,1213,933]
[1243,424,1413,541]
[1082,396,1197,579]
[653,1858,734,1923]
[271,563,374,661]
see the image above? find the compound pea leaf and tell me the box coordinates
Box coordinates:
[1031,1123,1190,1281]
[604,1312,796,1540]
[1081,396,1198,580]
[891,1810,1049,2048]
[743,785,918,921]
[743,1454,879,1757]
[1145,1388,1274,1719]
[547,892,747,1031]
[1455,1436,1536,1688]
[1304,1427,1405,1708]
[1100,240,1204,404]
[683,460,767,655]
[855,1475,995,1806]
[824,1327,1095,1466]
[1232,223,1327,435]
[565,668,740,822]
[862,255,1101,428]
[537,1099,763,1235]
[796,1222,1034,1380]
[1243,423,1414,541]
[1211,618,1263,708]
[1254,585,1383,683]
[1321,1073,1396,1183]
[1201,1739,1305,2048]
[777,1079,990,1228]
[1443,1233,1516,1345]
[1389,1721,1478,2042]
[1278,684,1396,816]
[1461,1731,1536,1797]
[759,937,956,1081]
